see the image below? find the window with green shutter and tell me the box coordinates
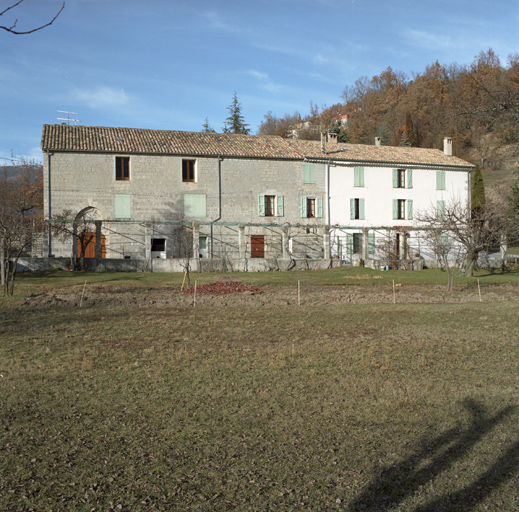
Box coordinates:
[258,194,265,217]
[354,167,364,187]
[316,197,323,218]
[437,170,446,190]
[407,199,413,220]
[392,169,399,188]
[276,195,284,217]
[114,194,131,218]
[407,169,413,188]
[345,233,353,255]
[304,163,315,184]
[437,200,446,220]
[184,194,207,217]
[368,231,375,254]
[301,196,307,218]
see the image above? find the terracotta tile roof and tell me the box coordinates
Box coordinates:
[41,124,473,169]
[41,124,302,159]
[286,139,473,169]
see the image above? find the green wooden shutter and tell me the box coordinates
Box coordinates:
[407,169,413,188]
[258,194,265,217]
[407,199,413,220]
[316,197,323,218]
[437,200,446,219]
[440,233,448,250]
[301,196,307,218]
[276,195,284,217]
[345,233,353,256]
[436,170,446,190]
[368,231,375,254]
[359,198,365,220]
[350,198,355,220]
[392,199,398,219]
[114,194,131,218]
[337,237,343,260]
[304,163,315,184]
[392,169,398,188]
[184,194,207,217]
[354,167,364,187]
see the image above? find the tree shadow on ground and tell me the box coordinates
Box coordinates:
[347,399,519,511]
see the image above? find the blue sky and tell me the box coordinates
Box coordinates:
[1,0,517,163]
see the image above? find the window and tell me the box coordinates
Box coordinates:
[354,167,365,187]
[307,198,316,218]
[392,199,413,220]
[350,198,365,220]
[115,194,131,218]
[397,169,405,188]
[301,196,323,218]
[304,163,315,184]
[353,233,363,254]
[151,238,166,259]
[184,194,206,217]
[265,195,275,217]
[116,156,130,181]
[182,159,196,182]
[258,194,284,217]
[436,170,446,190]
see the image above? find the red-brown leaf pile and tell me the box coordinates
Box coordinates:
[182,281,263,295]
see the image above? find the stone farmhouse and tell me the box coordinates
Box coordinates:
[41,124,473,271]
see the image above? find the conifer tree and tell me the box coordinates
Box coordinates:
[471,164,486,213]
[201,118,216,133]
[224,92,250,135]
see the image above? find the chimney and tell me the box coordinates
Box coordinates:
[375,137,381,146]
[328,132,338,145]
[443,137,452,156]
[321,132,326,154]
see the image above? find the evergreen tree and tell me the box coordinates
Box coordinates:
[224,92,250,135]
[201,118,216,133]
[404,112,417,147]
[378,124,391,146]
[471,164,486,212]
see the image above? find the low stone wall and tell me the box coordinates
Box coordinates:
[17,257,340,273]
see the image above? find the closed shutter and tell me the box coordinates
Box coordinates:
[276,195,284,217]
[350,198,355,220]
[316,197,323,218]
[304,163,315,184]
[354,167,364,187]
[407,199,413,220]
[184,194,207,217]
[258,194,265,216]
[392,169,398,188]
[368,231,375,254]
[392,199,398,220]
[436,170,446,190]
[359,198,365,220]
[345,233,353,255]
[437,200,446,219]
[115,194,131,218]
[301,196,307,217]
[407,169,413,188]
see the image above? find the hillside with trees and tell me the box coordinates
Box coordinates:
[258,49,519,184]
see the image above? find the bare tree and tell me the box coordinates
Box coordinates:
[51,209,97,270]
[0,158,44,295]
[416,199,505,278]
[1,0,65,35]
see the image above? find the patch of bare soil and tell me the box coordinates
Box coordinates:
[11,281,519,309]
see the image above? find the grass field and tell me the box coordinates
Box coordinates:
[1,268,519,511]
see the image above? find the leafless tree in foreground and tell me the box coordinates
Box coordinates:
[0,158,44,295]
[1,0,64,35]
[416,199,506,280]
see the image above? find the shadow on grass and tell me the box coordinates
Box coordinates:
[347,399,519,511]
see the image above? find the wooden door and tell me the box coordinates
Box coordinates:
[78,233,106,258]
[251,235,265,258]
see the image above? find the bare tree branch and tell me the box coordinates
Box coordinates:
[0,1,64,35]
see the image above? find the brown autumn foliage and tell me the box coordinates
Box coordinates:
[260,49,519,165]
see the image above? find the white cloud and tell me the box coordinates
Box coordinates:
[404,29,454,51]
[72,87,131,109]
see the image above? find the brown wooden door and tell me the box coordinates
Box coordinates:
[251,235,265,258]
[78,233,106,258]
